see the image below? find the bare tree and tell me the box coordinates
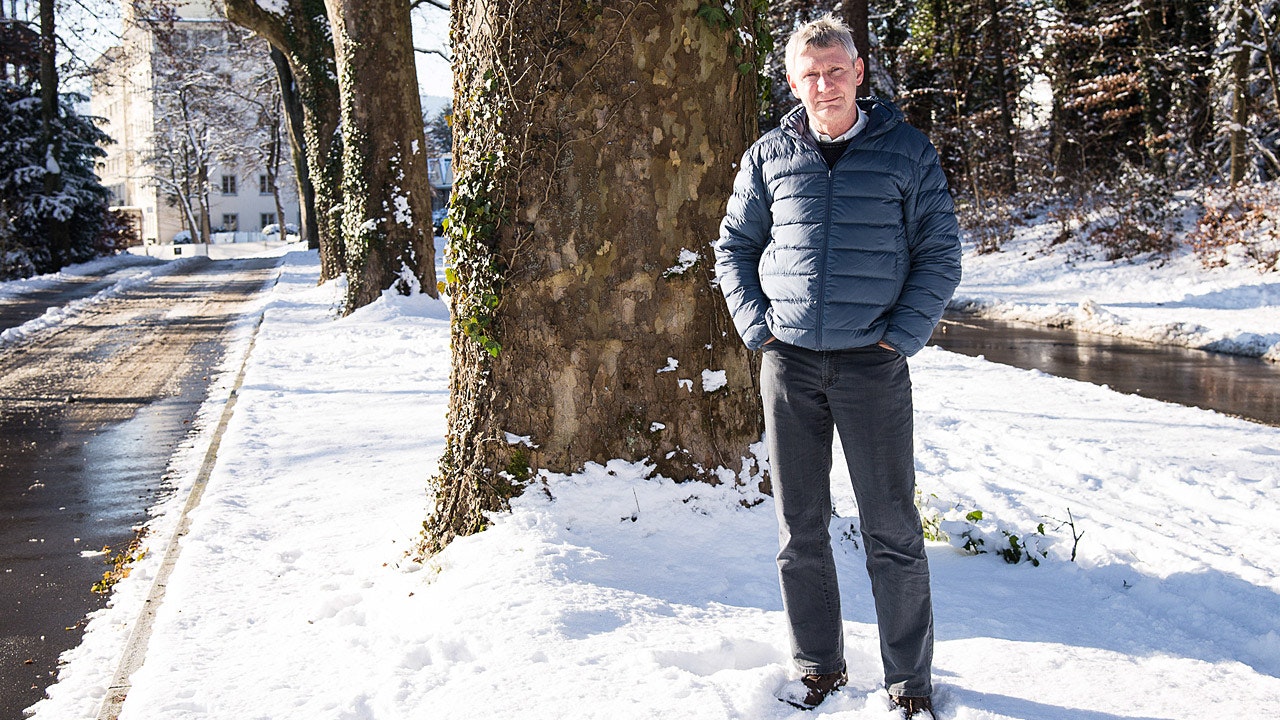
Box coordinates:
[224,0,345,278]
[137,10,279,242]
[224,63,289,237]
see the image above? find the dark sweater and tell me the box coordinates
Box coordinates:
[818,139,852,168]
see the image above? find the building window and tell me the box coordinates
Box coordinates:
[221,214,239,232]
[221,174,237,195]
[259,174,271,195]
[260,213,276,230]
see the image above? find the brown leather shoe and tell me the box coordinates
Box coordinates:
[890,694,937,719]
[777,670,848,710]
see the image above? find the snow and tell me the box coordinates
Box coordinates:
[255,0,288,16]
[391,191,413,227]
[954,226,1280,362]
[20,241,1280,719]
[0,255,189,348]
[505,432,538,448]
[702,368,728,392]
[665,248,701,276]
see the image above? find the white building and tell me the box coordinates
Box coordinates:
[91,0,299,245]
[427,154,452,209]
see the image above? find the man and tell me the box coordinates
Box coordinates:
[714,14,961,719]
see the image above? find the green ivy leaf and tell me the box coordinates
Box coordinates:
[696,4,729,29]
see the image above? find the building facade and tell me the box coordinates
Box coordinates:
[91,0,299,244]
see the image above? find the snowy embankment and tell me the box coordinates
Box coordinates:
[952,232,1280,362]
[29,249,1280,719]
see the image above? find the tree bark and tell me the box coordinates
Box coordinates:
[270,47,318,249]
[38,0,67,266]
[1231,3,1251,186]
[841,0,871,97]
[324,0,436,308]
[225,0,345,278]
[422,0,766,554]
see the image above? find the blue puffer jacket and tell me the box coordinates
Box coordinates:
[715,99,962,356]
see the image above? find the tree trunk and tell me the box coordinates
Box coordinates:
[225,0,345,278]
[268,92,287,240]
[422,0,766,554]
[1177,0,1213,170]
[173,153,200,240]
[1248,0,1280,135]
[270,47,319,249]
[985,0,1017,194]
[198,160,212,242]
[38,0,67,266]
[1231,3,1251,186]
[1049,0,1090,180]
[841,0,871,97]
[324,0,436,308]
[1138,0,1171,176]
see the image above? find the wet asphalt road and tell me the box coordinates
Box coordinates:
[0,256,280,720]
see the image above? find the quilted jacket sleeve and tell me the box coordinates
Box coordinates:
[715,146,775,350]
[881,139,963,356]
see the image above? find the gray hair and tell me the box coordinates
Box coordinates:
[784,13,859,74]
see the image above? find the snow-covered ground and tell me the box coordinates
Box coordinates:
[954,227,1280,362]
[19,243,1280,719]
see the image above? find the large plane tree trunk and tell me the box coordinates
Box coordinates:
[422,0,767,554]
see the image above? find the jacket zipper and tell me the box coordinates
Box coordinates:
[817,165,832,349]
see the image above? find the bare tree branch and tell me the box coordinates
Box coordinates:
[410,0,450,11]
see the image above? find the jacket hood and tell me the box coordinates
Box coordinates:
[780,97,904,145]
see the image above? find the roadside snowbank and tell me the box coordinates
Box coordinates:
[28,250,1280,720]
[0,243,303,348]
[0,257,197,347]
[0,254,163,301]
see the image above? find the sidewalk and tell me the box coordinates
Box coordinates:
[29,251,452,719]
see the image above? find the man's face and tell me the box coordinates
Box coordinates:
[787,43,864,138]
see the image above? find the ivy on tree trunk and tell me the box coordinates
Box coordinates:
[225,0,346,280]
[324,0,437,309]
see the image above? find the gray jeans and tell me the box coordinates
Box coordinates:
[760,341,934,697]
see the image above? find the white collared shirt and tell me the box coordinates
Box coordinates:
[810,109,867,144]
